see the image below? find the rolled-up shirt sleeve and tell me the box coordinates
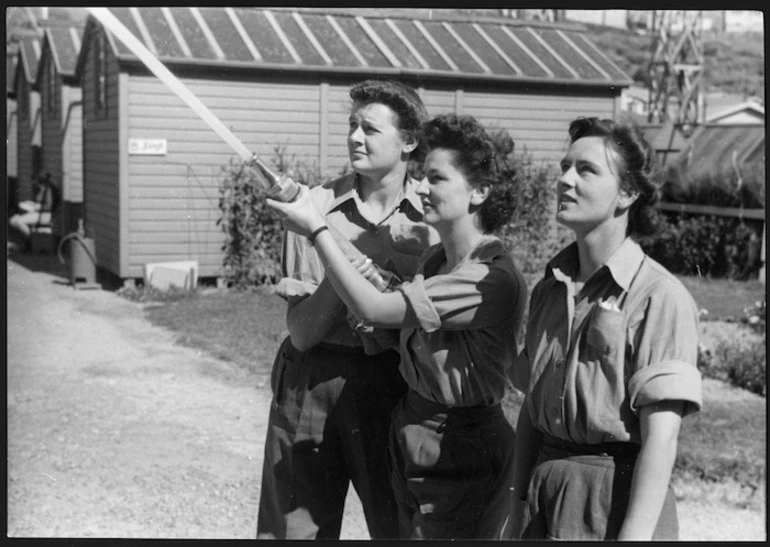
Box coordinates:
[627,280,702,417]
[398,262,519,333]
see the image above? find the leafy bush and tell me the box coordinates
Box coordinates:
[641,215,762,279]
[496,149,572,275]
[723,339,766,397]
[217,158,285,288]
[741,299,766,335]
[663,158,765,209]
[698,299,766,397]
[217,146,324,289]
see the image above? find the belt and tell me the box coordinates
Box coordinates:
[405,389,502,418]
[542,433,640,459]
[317,342,368,355]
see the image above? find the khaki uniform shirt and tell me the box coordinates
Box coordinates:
[275,172,439,349]
[398,235,527,407]
[513,238,702,445]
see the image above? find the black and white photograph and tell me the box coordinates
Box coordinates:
[6,6,765,540]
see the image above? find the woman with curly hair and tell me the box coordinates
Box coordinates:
[268,113,527,539]
[510,117,702,540]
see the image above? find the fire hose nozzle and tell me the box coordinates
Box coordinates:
[246,155,301,203]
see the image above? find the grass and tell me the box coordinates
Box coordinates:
[143,287,287,378]
[678,275,766,321]
[676,379,765,497]
[134,276,765,508]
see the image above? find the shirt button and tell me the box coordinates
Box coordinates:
[555,360,562,368]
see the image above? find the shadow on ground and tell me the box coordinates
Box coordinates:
[7,231,127,291]
[8,250,70,282]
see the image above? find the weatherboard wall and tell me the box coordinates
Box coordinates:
[39,30,85,236]
[122,75,323,279]
[7,97,18,179]
[15,76,40,202]
[81,29,122,276]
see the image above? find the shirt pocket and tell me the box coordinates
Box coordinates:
[585,306,625,359]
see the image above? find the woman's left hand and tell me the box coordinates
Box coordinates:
[265,184,326,237]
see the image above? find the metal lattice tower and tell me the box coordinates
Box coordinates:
[646,10,705,132]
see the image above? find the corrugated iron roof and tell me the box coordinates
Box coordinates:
[17,35,42,85]
[91,7,632,87]
[671,124,765,180]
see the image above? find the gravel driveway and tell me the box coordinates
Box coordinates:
[6,256,368,539]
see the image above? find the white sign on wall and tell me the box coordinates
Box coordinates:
[128,138,167,155]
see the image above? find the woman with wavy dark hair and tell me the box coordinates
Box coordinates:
[510,117,702,540]
[268,114,527,539]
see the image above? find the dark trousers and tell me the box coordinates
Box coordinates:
[521,437,679,540]
[257,337,406,539]
[389,390,517,539]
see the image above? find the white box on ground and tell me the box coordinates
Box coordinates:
[144,261,198,290]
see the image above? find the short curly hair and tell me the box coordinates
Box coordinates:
[349,79,428,160]
[421,114,518,233]
[568,117,662,238]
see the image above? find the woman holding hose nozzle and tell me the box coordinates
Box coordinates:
[256,79,439,540]
[268,114,527,539]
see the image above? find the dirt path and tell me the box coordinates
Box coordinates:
[6,257,370,539]
[6,257,764,540]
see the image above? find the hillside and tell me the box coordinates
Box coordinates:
[580,23,765,98]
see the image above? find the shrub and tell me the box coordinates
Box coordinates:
[724,339,766,397]
[698,299,767,397]
[741,299,766,335]
[663,160,765,210]
[641,215,762,279]
[650,160,765,280]
[496,149,572,275]
[217,157,285,289]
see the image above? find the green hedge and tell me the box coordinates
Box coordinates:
[640,215,763,280]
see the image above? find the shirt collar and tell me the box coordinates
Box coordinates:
[546,237,644,291]
[603,237,645,291]
[422,234,504,276]
[324,172,424,217]
[324,172,358,215]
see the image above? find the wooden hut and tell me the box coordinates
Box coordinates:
[75,7,633,284]
[35,25,85,237]
[13,35,42,203]
[7,51,18,183]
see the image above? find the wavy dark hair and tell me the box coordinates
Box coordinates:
[422,114,518,233]
[568,117,662,237]
[349,79,428,161]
